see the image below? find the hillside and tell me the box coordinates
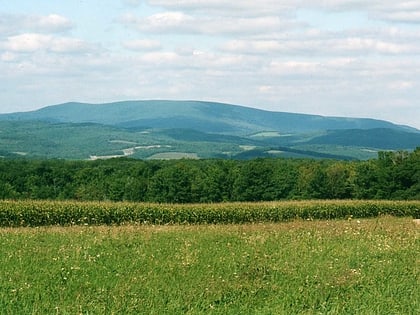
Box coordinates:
[0,100,418,160]
[306,128,420,150]
[1,100,416,134]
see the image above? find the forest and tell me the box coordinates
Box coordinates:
[0,148,419,202]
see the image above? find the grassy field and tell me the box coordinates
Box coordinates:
[0,216,418,314]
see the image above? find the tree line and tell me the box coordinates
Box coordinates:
[0,148,419,202]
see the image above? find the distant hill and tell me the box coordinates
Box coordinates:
[1,100,416,134]
[0,100,418,160]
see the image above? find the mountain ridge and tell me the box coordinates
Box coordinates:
[1,100,417,134]
[0,100,418,160]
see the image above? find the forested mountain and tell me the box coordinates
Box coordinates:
[1,100,415,134]
[0,100,419,160]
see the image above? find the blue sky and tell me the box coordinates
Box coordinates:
[1,0,419,128]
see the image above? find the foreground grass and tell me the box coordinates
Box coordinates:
[0,217,418,314]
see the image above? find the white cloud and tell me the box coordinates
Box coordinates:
[125,11,195,32]
[122,39,162,51]
[145,0,294,16]
[369,1,420,24]
[268,60,320,74]
[220,27,420,56]
[335,37,414,54]
[136,51,181,66]
[35,14,73,32]
[2,33,93,54]
[3,34,51,52]
[0,51,17,62]
[375,11,420,24]
[146,0,420,25]
[120,11,296,35]
[388,81,415,90]
[50,37,93,53]
[0,13,72,36]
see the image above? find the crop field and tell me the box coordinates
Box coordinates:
[0,216,418,314]
[0,200,419,227]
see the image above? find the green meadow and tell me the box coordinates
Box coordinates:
[1,216,418,314]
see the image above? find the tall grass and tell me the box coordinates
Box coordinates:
[0,217,418,314]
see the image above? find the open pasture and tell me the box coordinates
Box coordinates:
[0,216,418,314]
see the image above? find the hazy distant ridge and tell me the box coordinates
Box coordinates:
[1,100,416,134]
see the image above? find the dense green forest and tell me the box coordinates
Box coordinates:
[0,148,419,202]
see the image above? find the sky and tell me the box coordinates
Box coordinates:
[1,0,419,129]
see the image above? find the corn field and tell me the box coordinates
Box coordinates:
[0,200,418,227]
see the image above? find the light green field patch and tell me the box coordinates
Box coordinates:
[147,152,199,160]
[134,145,171,150]
[250,131,282,137]
[361,148,378,153]
[239,145,256,151]
[267,150,283,155]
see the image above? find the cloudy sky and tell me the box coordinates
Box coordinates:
[1,1,419,128]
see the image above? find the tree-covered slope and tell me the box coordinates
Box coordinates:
[307,128,420,150]
[0,100,418,160]
[1,100,416,135]
[0,120,265,160]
